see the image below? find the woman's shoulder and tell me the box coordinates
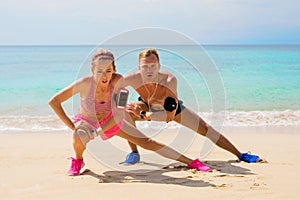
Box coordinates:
[67,75,93,96]
[73,76,93,92]
[77,75,93,85]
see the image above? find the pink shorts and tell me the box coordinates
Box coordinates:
[72,112,124,140]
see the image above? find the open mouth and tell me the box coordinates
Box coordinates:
[102,80,108,83]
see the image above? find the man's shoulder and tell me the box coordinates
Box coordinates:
[125,71,140,78]
[124,71,141,85]
[160,71,176,82]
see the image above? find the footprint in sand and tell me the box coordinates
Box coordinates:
[98,179,110,183]
[213,183,232,189]
[162,165,186,170]
[121,179,148,183]
[257,158,268,163]
[250,182,268,190]
[214,174,244,178]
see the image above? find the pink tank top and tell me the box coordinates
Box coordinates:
[81,78,114,115]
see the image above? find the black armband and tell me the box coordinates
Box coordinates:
[164,97,177,112]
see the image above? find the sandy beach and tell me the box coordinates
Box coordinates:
[1,126,299,200]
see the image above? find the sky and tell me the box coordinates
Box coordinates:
[0,0,299,45]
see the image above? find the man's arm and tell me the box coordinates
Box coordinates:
[123,71,140,88]
[127,74,179,122]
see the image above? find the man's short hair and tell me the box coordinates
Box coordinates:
[139,48,160,62]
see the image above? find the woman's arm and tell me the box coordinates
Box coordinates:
[48,77,87,131]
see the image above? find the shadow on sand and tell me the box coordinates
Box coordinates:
[80,160,255,187]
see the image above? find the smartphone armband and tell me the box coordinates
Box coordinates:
[116,88,129,110]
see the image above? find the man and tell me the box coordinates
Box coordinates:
[123,48,263,164]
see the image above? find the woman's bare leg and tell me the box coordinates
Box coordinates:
[72,128,91,159]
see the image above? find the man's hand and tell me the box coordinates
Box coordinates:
[126,102,144,119]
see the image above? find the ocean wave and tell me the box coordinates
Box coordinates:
[0,110,299,132]
[0,116,68,132]
[200,110,300,127]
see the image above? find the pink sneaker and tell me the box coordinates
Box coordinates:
[67,157,85,176]
[188,159,212,172]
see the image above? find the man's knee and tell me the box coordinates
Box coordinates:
[197,123,210,136]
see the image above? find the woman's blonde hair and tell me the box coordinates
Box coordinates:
[92,48,116,70]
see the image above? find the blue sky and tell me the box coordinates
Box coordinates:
[0,0,299,45]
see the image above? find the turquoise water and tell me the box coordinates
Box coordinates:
[207,45,300,110]
[0,45,299,130]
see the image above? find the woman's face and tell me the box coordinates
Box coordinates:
[92,59,115,86]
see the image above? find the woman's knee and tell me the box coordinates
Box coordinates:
[73,129,90,145]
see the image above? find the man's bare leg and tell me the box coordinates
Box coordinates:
[173,107,241,158]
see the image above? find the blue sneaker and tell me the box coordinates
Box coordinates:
[239,152,260,163]
[122,152,140,164]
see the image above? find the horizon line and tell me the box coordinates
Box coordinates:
[1,43,300,47]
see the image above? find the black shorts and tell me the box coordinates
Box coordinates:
[138,96,186,116]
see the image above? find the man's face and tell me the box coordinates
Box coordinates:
[139,54,160,82]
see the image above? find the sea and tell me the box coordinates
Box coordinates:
[0,45,299,132]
